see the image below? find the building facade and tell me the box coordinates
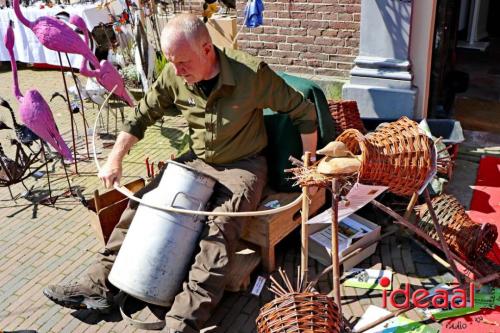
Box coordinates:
[235,0,360,79]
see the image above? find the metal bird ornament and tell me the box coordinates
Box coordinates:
[0,97,39,146]
[69,15,134,107]
[4,21,73,161]
[0,120,11,130]
[50,92,80,114]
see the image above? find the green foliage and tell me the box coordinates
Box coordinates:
[325,81,345,100]
[155,52,168,78]
[120,64,141,89]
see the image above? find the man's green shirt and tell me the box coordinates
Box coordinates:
[123,47,317,164]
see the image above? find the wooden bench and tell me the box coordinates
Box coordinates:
[241,187,326,272]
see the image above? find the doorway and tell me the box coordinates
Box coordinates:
[454,0,500,133]
[428,0,500,133]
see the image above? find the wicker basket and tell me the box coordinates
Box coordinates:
[335,117,435,197]
[416,194,498,262]
[328,100,367,134]
[256,292,341,333]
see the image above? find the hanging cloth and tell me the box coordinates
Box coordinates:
[244,0,264,28]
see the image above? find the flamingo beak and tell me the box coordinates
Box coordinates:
[9,20,13,28]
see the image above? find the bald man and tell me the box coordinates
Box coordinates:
[44,14,317,332]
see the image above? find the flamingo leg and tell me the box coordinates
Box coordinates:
[58,52,78,174]
[40,142,53,204]
[61,157,72,193]
[65,53,90,159]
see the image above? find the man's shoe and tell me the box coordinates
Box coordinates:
[43,281,114,313]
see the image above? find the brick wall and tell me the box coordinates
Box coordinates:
[235,0,361,79]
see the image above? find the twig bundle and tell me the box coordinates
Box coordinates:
[285,163,357,193]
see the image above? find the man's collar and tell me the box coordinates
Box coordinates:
[215,47,235,88]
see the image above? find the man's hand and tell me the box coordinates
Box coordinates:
[99,158,123,189]
[98,131,139,189]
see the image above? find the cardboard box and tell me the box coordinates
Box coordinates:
[308,213,381,272]
[206,15,238,49]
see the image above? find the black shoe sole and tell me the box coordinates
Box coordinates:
[43,288,113,314]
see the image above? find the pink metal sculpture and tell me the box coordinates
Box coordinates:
[12,0,134,106]
[13,0,96,62]
[69,16,134,107]
[4,21,73,161]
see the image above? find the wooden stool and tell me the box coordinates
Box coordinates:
[241,187,326,272]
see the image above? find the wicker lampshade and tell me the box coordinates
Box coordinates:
[335,117,435,197]
[417,194,498,262]
[256,292,341,333]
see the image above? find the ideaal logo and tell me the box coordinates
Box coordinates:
[379,277,475,309]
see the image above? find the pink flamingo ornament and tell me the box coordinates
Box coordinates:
[4,21,73,161]
[69,15,134,107]
[13,0,97,64]
[12,0,134,107]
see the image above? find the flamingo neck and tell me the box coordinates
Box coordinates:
[82,27,100,69]
[79,56,98,78]
[7,47,23,102]
[13,0,32,29]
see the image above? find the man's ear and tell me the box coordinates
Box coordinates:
[201,41,213,56]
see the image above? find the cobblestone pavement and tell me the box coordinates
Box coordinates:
[0,65,463,332]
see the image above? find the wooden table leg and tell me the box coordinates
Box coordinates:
[261,246,275,273]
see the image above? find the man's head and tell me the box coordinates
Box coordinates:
[160,14,219,84]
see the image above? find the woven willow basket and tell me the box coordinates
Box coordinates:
[256,292,341,333]
[328,100,367,134]
[335,117,435,197]
[417,194,498,261]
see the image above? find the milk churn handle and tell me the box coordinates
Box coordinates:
[93,88,304,217]
[112,182,303,217]
[171,192,204,212]
[119,294,166,330]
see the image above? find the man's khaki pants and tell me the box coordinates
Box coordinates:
[85,153,267,332]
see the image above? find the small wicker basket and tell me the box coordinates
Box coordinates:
[335,117,435,197]
[328,100,367,134]
[416,194,498,262]
[256,292,341,333]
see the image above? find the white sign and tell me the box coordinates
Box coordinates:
[307,183,388,224]
[251,276,266,296]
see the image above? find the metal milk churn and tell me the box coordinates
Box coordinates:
[108,161,216,306]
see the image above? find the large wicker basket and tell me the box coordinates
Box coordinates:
[256,292,341,333]
[328,100,367,134]
[416,194,498,262]
[335,117,435,197]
